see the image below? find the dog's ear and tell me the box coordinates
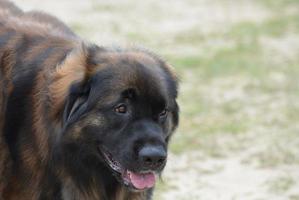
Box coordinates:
[165,100,179,143]
[171,100,179,131]
[49,44,98,123]
[63,81,91,126]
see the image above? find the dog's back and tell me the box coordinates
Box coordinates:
[0,1,77,197]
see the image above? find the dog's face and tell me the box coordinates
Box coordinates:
[57,48,178,191]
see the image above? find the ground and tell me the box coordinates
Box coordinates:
[12,0,299,199]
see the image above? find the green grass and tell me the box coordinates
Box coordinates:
[267,176,296,194]
[259,0,299,10]
[166,6,299,156]
[170,15,299,79]
[229,15,299,38]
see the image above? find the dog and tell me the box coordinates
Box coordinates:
[0,1,179,199]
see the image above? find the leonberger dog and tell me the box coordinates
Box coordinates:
[0,1,179,200]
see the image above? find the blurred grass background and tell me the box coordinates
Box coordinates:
[13,0,299,199]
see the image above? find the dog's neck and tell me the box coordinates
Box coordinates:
[61,180,149,200]
[61,168,150,200]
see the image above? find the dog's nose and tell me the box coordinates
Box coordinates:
[138,146,166,169]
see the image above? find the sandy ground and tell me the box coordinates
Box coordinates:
[10,0,299,199]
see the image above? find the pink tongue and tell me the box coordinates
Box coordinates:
[129,171,156,190]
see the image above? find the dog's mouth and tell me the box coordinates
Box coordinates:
[98,147,157,191]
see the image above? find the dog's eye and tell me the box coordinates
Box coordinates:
[114,104,127,114]
[159,109,168,118]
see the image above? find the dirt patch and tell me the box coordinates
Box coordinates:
[159,130,299,200]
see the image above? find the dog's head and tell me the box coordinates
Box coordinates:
[50,45,179,191]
